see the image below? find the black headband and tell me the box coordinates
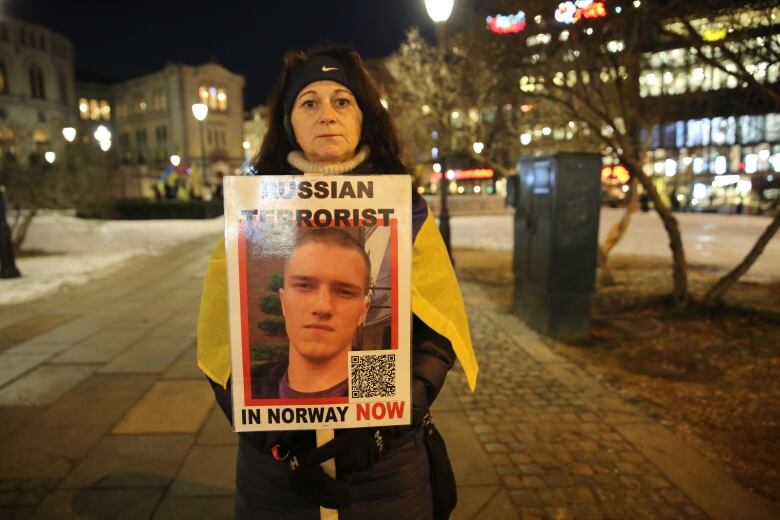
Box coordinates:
[282,55,356,117]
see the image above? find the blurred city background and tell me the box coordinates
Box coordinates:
[0,1,778,519]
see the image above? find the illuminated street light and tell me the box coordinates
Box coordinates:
[473,141,485,154]
[425,0,455,259]
[192,103,209,192]
[62,127,77,143]
[94,125,111,142]
[99,139,112,152]
[44,151,56,164]
[242,141,250,151]
[191,103,208,122]
[170,154,181,167]
[424,0,453,22]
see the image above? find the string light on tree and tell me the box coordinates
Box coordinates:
[485,10,527,34]
[555,0,607,24]
[579,0,607,19]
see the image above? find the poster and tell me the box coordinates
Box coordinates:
[224,175,412,432]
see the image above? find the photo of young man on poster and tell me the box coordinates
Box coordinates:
[251,228,372,399]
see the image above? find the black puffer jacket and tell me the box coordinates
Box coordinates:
[210,313,453,518]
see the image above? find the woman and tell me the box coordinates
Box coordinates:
[197,46,477,519]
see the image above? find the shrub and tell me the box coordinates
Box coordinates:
[251,343,287,364]
[260,294,282,315]
[76,198,223,220]
[268,272,284,292]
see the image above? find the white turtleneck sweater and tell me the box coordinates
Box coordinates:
[286,145,371,175]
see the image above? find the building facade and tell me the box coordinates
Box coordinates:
[111,62,245,196]
[510,2,779,213]
[637,7,780,212]
[0,16,77,160]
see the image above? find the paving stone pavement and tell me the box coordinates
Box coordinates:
[0,232,778,519]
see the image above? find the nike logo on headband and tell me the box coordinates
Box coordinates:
[322,66,338,72]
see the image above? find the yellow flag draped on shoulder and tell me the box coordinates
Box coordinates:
[410,209,477,390]
[196,208,478,391]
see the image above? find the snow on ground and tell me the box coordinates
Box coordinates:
[0,211,223,305]
[450,208,780,282]
[2,208,777,306]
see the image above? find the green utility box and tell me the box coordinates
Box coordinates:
[513,153,602,338]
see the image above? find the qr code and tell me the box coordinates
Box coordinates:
[350,353,396,398]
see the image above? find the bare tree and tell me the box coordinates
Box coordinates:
[384,25,527,184]
[0,120,118,253]
[474,2,690,305]
[388,2,778,307]
[477,0,778,306]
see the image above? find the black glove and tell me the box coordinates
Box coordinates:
[309,429,385,475]
[287,436,352,509]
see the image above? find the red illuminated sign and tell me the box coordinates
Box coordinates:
[431,168,495,181]
[601,165,629,184]
[486,11,527,35]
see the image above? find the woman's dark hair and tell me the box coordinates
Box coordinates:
[254,46,409,175]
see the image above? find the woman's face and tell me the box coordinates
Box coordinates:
[290,80,363,164]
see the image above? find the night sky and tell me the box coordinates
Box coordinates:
[5,0,439,107]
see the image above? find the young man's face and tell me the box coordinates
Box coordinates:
[279,241,370,366]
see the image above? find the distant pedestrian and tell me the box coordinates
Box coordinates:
[640,192,650,212]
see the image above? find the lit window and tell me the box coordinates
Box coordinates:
[100,100,111,121]
[711,117,736,145]
[198,85,228,112]
[693,157,704,174]
[739,115,763,144]
[766,114,780,141]
[639,71,661,97]
[744,154,758,174]
[714,155,727,175]
[89,99,100,120]
[79,97,89,120]
[668,70,686,95]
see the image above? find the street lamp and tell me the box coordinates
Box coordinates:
[170,154,181,167]
[425,0,455,259]
[62,127,76,143]
[94,124,111,152]
[425,0,454,22]
[192,102,208,195]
